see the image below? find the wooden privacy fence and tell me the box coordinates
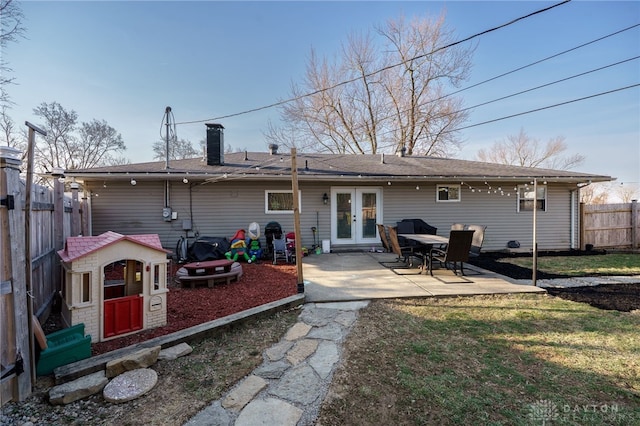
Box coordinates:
[581,201,639,250]
[1,146,85,405]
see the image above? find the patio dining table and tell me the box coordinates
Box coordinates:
[399,233,450,274]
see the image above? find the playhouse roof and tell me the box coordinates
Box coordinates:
[58,231,169,263]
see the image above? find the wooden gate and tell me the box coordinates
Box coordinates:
[103,295,143,338]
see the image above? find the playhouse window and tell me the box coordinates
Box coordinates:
[265,190,302,214]
[151,263,167,293]
[64,270,71,305]
[66,271,91,307]
[81,273,90,303]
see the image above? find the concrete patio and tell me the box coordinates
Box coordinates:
[302,251,546,302]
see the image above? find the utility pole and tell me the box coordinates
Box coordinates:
[291,148,304,293]
[164,106,172,170]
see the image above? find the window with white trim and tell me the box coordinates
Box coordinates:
[518,185,546,211]
[65,271,91,307]
[151,263,167,293]
[265,190,302,214]
[81,272,90,303]
[436,184,461,202]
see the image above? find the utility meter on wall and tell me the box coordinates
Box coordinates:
[162,207,172,222]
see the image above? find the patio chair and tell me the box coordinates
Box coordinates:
[466,224,487,258]
[377,224,391,252]
[427,229,474,276]
[272,234,291,264]
[451,223,466,230]
[386,226,424,271]
[397,219,434,254]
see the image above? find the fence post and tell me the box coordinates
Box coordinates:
[71,180,80,236]
[0,146,32,403]
[632,200,638,250]
[53,170,65,294]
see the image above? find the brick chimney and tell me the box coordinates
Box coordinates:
[205,123,224,166]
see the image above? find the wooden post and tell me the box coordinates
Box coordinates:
[290,149,304,293]
[71,180,80,236]
[53,170,64,295]
[25,122,47,384]
[0,146,32,403]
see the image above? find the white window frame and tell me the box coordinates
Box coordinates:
[265,190,302,214]
[517,185,547,212]
[436,184,461,202]
[150,262,168,294]
[66,271,92,308]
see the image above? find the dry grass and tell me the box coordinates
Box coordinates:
[318,294,640,425]
[27,307,301,425]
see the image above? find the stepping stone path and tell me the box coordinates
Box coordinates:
[185,301,369,426]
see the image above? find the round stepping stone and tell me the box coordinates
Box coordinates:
[103,368,158,403]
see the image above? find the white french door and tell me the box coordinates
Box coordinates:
[331,187,382,245]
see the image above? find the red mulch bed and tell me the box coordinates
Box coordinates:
[91,262,298,356]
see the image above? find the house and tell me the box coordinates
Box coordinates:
[57,231,170,342]
[63,123,611,255]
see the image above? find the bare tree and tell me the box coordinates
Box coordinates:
[580,183,609,205]
[265,12,472,156]
[476,128,585,170]
[77,119,126,168]
[33,102,126,173]
[108,155,131,166]
[152,137,198,161]
[615,182,639,203]
[0,0,26,105]
[0,105,25,150]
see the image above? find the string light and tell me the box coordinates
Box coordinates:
[459,180,537,198]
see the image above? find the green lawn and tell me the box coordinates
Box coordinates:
[500,253,640,276]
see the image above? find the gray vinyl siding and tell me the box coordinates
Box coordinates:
[90,181,168,239]
[89,180,333,252]
[380,182,574,252]
[88,179,575,253]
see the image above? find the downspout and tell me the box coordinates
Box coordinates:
[569,188,577,250]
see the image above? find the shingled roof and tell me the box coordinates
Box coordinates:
[64,152,611,184]
[58,231,169,263]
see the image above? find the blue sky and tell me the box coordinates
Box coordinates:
[4,1,639,188]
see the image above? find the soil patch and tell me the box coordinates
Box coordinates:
[544,283,640,312]
[468,251,640,312]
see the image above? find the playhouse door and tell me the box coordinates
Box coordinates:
[103,295,143,338]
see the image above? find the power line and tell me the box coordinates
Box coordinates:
[321,55,639,145]
[175,0,572,126]
[454,56,640,114]
[370,83,639,152]
[430,23,640,103]
[451,84,640,133]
